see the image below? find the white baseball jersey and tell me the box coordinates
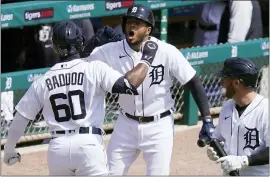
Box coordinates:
[87,37,196,116]
[213,94,269,175]
[15,59,122,131]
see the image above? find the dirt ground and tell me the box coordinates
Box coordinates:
[1,127,223,175]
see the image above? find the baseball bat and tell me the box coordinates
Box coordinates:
[209,139,239,176]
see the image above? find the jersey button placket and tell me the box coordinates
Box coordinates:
[134,96,142,115]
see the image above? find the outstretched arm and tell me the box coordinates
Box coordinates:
[4,112,30,165]
[185,74,211,117]
[4,80,43,166]
[184,75,214,147]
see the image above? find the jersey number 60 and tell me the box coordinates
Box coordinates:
[49,90,86,122]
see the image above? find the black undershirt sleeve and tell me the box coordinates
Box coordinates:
[248,147,269,166]
[184,74,211,117]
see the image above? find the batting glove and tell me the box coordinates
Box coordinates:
[139,41,158,67]
[216,155,249,174]
[199,117,215,140]
[3,148,21,166]
[206,141,224,161]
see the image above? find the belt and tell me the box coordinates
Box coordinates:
[198,23,217,31]
[125,110,171,124]
[51,127,102,137]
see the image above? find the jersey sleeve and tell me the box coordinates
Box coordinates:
[93,60,123,93]
[15,79,44,121]
[170,47,196,85]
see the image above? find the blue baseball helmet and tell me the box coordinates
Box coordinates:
[121,4,155,34]
[52,21,84,57]
[216,57,259,88]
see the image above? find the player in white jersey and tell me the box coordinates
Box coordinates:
[87,5,214,175]
[3,21,159,176]
[206,57,269,176]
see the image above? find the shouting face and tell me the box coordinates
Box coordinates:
[124,17,152,47]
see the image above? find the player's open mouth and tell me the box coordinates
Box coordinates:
[128,31,135,39]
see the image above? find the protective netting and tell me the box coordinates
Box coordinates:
[1,56,268,144]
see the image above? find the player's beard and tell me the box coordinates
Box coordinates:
[224,85,236,99]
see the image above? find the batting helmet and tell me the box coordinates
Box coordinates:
[121,4,155,34]
[52,21,84,57]
[216,57,259,88]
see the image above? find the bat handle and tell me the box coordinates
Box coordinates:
[197,135,211,147]
[209,139,239,176]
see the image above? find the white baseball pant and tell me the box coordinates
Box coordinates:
[47,133,108,176]
[107,113,174,175]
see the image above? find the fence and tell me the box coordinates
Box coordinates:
[1,38,269,145]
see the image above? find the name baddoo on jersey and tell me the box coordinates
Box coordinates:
[45,72,84,91]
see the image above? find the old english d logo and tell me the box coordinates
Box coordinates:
[243,126,260,150]
[149,64,164,87]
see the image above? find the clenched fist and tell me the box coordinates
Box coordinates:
[140,41,158,67]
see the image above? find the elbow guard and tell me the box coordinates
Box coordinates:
[112,76,139,95]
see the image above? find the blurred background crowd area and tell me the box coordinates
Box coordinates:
[2,0,269,73]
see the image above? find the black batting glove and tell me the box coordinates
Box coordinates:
[199,117,215,140]
[140,41,158,67]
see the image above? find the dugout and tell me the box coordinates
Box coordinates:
[0,1,269,142]
[2,0,269,74]
[0,0,217,73]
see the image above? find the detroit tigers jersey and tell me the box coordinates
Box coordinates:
[213,94,269,175]
[87,37,196,116]
[15,59,122,131]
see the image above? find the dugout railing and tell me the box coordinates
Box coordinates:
[1,38,269,145]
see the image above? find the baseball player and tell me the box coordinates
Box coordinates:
[206,57,269,176]
[3,20,158,176]
[87,4,214,175]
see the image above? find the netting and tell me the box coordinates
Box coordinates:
[1,56,268,144]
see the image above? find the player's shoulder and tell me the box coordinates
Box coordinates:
[151,37,183,60]
[28,73,46,92]
[256,94,268,109]
[95,40,123,52]
[151,36,179,52]
[219,99,235,118]
[86,60,111,73]
[222,99,235,110]
[88,59,108,67]
[48,59,87,71]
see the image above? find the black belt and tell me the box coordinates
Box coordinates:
[125,110,171,123]
[198,23,217,31]
[52,127,102,136]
